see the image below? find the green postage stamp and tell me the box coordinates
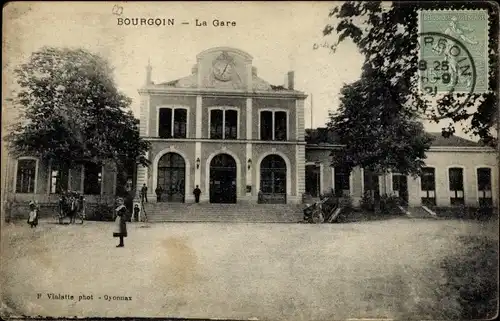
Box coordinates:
[418,9,489,94]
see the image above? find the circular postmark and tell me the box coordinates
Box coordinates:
[416,31,477,119]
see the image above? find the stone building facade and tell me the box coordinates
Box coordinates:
[2,46,497,220]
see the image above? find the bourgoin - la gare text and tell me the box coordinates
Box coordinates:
[117,18,237,27]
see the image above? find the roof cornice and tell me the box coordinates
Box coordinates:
[138,87,308,99]
[305,144,496,152]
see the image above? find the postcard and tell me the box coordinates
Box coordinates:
[1,1,498,320]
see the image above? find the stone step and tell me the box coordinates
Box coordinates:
[141,203,303,223]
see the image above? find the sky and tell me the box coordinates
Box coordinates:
[3,1,471,136]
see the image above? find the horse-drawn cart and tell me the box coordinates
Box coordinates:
[54,191,85,224]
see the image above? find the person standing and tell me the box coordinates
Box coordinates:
[113,198,128,248]
[27,201,39,228]
[133,203,140,222]
[140,183,148,203]
[155,185,163,202]
[193,185,201,203]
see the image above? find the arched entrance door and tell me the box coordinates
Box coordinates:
[157,153,185,202]
[259,155,287,204]
[210,154,237,203]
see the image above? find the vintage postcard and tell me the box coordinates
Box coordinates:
[1,1,499,320]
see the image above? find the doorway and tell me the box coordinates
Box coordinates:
[209,154,237,203]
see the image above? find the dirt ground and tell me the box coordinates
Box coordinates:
[1,217,498,320]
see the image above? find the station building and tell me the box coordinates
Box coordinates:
[2,47,498,217]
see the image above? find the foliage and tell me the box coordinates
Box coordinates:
[323,1,498,147]
[6,47,150,172]
[328,66,434,176]
[440,235,498,319]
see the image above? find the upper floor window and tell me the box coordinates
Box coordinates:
[16,158,37,193]
[260,110,287,141]
[158,107,187,138]
[210,108,238,139]
[50,166,69,194]
[84,162,102,195]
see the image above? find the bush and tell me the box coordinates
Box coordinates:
[379,194,402,214]
[86,203,114,221]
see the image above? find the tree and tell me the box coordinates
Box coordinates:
[323,1,498,147]
[6,47,150,192]
[328,66,433,179]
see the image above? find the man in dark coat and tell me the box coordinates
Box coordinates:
[193,185,201,203]
[113,198,128,247]
[140,184,148,203]
[155,186,163,202]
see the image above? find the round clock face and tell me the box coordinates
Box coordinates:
[213,60,232,82]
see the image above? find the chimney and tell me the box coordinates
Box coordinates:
[287,71,294,90]
[192,64,198,74]
[145,59,152,86]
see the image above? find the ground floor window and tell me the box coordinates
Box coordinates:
[305,164,320,197]
[421,167,436,206]
[50,166,69,194]
[392,173,409,204]
[477,167,492,207]
[16,158,37,193]
[334,166,350,197]
[83,163,102,195]
[449,167,464,206]
[363,169,380,200]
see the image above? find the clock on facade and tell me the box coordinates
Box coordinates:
[212,53,234,82]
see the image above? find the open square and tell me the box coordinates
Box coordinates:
[2,218,498,319]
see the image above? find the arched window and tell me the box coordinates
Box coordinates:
[157,153,186,202]
[260,155,287,203]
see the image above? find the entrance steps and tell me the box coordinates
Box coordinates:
[142,203,304,223]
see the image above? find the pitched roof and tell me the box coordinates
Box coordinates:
[305,128,483,147]
[426,132,482,147]
[155,74,302,93]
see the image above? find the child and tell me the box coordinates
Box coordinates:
[133,203,140,222]
[27,201,39,228]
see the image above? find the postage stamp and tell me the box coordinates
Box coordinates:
[418,9,489,94]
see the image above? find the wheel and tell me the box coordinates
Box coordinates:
[74,213,84,224]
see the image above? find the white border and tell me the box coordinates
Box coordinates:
[258,108,290,141]
[156,105,191,138]
[152,147,191,202]
[257,151,292,196]
[207,106,240,139]
[205,149,242,201]
[14,157,38,194]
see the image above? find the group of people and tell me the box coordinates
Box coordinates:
[139,184,203,203]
